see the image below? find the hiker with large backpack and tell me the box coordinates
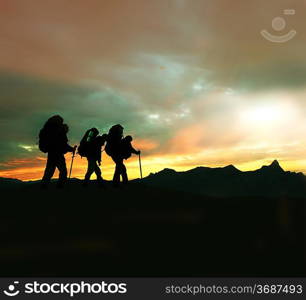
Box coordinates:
[105,124,140,186]
[105,124,124,186]
[78,128,107,186]
[39,115,76,188]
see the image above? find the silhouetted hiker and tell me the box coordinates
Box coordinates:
[105,124,126,186]
[78,128,107,186]
[121,135,141,159]
[105,125,140,186]
[39,115,76,188]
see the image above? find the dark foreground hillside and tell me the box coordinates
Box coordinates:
[0,179,304,276]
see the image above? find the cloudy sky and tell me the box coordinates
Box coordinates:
[0,0,306,180]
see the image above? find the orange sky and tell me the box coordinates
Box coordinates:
[1,136,305,182]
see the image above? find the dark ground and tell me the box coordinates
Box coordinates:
[0,180,304,276]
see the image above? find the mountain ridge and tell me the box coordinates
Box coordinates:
[1,160,305,198]
[148,160,288,176]
[143,160,305,198]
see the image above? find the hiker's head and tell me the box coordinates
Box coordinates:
[47,115,64,126]
[43,115,64,130]
[125,135,133,142]
[90,128,99,137]
[110,124,124,134]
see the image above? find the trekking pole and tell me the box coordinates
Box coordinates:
[138,152,143,179]
[69,146,77,179]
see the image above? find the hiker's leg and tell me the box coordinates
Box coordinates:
[57,154,67,187]
[112,156,121,185]
[121,161,128,183]
[41,153,56,186]
[85,158,95,182]
[94,162,103,181]
[94,162,104,187]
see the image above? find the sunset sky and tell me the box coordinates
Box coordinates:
[0,0,306,181]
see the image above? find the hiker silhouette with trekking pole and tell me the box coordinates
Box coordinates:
[105,125,141,187]
[77,128,108,187]
[39,115,76,189]
[122,135,142,179]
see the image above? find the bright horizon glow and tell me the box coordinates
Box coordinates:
[1,151,305,182]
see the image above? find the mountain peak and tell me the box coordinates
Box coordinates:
[260,160,284,172]
[149,168,176,177]
[270,160,280,168]
[224,164,240,171]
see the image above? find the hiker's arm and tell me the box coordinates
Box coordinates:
[131,146,140,155]
[67,144,76,153]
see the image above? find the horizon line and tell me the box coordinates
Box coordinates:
[1,159,301,183]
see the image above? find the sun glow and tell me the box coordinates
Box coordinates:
[246,105,283,123]
[239,97,299,130]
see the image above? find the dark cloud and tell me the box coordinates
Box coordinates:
[0,72,177,165]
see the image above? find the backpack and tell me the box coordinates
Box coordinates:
[104,139,114,157]
[78,129,96,157]
[105,124,123,157]
[121,139,132,160]
[38,128,49,153]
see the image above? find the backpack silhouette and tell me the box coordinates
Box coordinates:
[105,124,124,157]
[121,136,134,159]
[39,115,66,153]
[39,132,49,153]
[78,128,99,158]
